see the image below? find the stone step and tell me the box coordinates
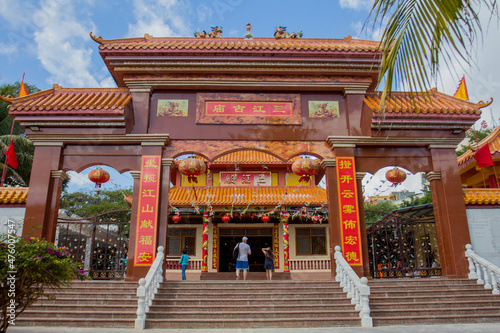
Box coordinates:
[150,297,351,306]
[161,281,337,287]
[145,317,361,329]
[371,306,500,317]
[372,313,500,326]
[152,291,347,300]
[148,303,355,312]
[19,310,136,320]
[157,285,341,293]
[38,292,137,299]
[369,278,472,285]
[369,284,487,291]
[33,298,137,306]
[369,289,492,298]
[146,309,360,320]
[24,304,138,312]
[370,299,500,310]
[15,317,135,328]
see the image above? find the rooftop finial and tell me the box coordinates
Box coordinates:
[244,23,253,40]
[89,32,104,44]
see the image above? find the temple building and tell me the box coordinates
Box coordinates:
[1,28,491,281]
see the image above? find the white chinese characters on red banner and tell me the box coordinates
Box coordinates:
[134,156,161,266]
[336,157,363,266]
[219,172,271,187]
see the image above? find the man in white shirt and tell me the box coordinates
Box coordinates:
[235,236,251,280]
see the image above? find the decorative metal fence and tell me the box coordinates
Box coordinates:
[55,210,130,280]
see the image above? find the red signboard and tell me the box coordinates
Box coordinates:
[336,157,363,266]
[212,223,218,270]
[220,172,271,187]
[206,101,292,116]
[273,223,280,269]
[134,156,161,266]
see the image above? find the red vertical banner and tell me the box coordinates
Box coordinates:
[202,212,209,273]
[283,222,290,272]
[212,223,218,270]
[134,155,161,266]
[273,223,280,269]
[336,157,363,266]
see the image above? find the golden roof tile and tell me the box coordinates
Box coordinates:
[213,151,284,164]
[7,84,131,115]
[458,125,500,166]
[464,188,500,205]
[169,186,327,206]
[0,187,28,205]
[365,89,481,116]
[98,37,381,54]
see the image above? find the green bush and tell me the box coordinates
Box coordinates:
[0,234,88,332]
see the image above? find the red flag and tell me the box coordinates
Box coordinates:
[474,144,494,168]
[18,73,28,98]
[5,142,18,169]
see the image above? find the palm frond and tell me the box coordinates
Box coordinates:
[368,0,496,110]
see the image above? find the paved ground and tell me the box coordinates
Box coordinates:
[8,323,500,333]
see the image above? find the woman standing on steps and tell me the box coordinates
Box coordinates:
[179,248,189,281]
[262,247,275,280]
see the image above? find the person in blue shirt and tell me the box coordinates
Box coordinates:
[178,248,189,280]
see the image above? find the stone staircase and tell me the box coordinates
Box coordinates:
[369,278,500,326]
[16,280,137,328]
[145,280,360,329]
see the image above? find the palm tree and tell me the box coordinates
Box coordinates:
[368,0,497,107]
[0,82,39,186]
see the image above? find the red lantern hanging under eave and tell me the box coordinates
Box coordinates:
[88,168,110,193]
[261,215,271,223]
[172,215,181,223]
[292,157,320,183]
[178,157,207,183]
[385,168,407,186]
[222,215,231,223]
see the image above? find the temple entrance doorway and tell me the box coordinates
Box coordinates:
[218,227,273,272]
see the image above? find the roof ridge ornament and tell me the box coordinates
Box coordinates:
[475,97,493,109]
[0,95,14,103]
[89,32,104,44]
[195,26,222,38]
[144,33,153,40]
[274,26,303,39]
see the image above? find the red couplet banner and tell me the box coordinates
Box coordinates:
[134,156,161,266]
[206,101,292,116]
[336,157,363,266]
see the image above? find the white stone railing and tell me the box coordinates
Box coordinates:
[289,258,331,270]
[465,244,500,295]
[135,246,165,330]
[334,246,372,327]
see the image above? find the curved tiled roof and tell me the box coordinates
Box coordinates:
[169,186,327,206]
[213,151,284,164]
[0,187,28,204]
[458,126,500,166]
[365,89,481,116]
[98,36,381,54]
[464,189,500,205]
[7,84,131,115]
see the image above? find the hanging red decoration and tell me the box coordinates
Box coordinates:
[311,215,320,223]
[178,157,207,183]
[261,215,271,223]
[172,215,181,223]
[292,157,320,183]
[385,168,407,186]
[281,211,290,221]
[88,168,110,194]
[222,215,231,223]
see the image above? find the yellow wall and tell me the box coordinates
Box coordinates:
[286,173,311,186]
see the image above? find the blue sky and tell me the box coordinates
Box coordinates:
[1,0,499,193]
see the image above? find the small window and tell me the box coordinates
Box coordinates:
[167,228,196,255]
[296,227,326,255]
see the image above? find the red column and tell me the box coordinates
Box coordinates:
[202,211,209,273]
[283,221,290,272]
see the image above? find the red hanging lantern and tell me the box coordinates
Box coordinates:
[88,168,110,194]
[178,157,206,183]
[172,215,181,223]
[385,168,407,186]
[222,215,231,223]
[261,215,271,223]
[292,157,320,183]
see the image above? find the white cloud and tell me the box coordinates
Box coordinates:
[0,42,16,55]
[128,0,191,37]
[197,4,213,23]
[339,0,373,10]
